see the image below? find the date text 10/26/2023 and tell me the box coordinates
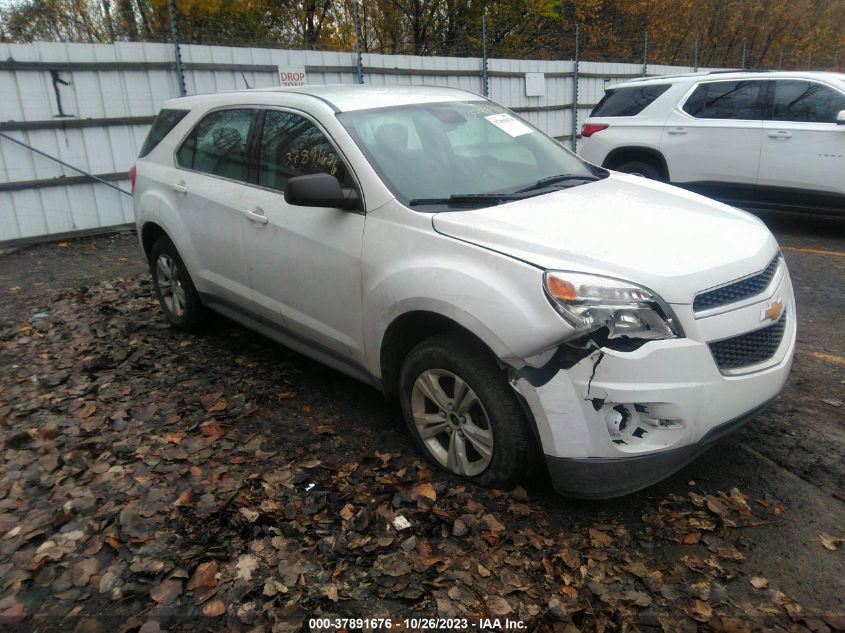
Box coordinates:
[307,617,528,630]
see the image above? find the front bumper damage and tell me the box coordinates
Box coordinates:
[511,270,796,499]
[542,399,771,499]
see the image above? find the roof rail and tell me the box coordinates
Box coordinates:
[621,72,703,83]
[706,69,774,74]
[613,68,782,86]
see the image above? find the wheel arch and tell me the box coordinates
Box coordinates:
[140,221,168,263]
[388,313,545,484]
[139,219,201,288]
[603,146,670,180]
[379,310,503,399]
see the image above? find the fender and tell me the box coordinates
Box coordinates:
[363,257,573,380]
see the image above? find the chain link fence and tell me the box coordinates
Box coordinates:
[2,1,841,73]
[0,0,843,245]
[151,2,843,106]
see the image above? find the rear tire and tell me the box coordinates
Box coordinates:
[150,236,205,331]
[399,334,537,489]
[614,159,666,181]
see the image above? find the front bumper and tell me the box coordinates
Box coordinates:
[544,399,771,499]
[513,262,796,498]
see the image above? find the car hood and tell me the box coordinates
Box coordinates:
[431,173,779,304]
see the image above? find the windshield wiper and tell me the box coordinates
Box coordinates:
[408,193,526,207]
[515,173,600,194]
[408,176,604,207]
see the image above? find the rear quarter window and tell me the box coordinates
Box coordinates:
[769,80,845,123]
[139,109,189,158]
[590,84,671,117]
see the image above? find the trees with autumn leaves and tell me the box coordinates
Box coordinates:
[1,0,842,69]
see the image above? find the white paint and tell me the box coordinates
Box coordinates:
[134,85,796,489]
[579,70,845,199]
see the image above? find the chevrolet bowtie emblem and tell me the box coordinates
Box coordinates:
[761,298,783,322]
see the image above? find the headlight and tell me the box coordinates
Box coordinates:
[544,271,681,340]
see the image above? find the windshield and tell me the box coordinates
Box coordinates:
[338,100,603,210]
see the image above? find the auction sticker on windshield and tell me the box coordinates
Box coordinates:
[485,113,533,137]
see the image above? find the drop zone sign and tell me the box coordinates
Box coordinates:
[278,66,307,87]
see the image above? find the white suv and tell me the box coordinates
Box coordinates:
[132,85,796,498]
[579,70,845,214]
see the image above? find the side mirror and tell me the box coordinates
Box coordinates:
[284,173,362,211]
[837,110,845,125]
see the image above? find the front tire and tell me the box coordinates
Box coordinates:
[149,236,205,330]
[399,334,537,488]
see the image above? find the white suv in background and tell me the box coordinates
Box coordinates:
[579,71,845,214]
[133,85,795,498]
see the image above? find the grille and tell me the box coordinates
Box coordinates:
[709,315,787,371]
[694,256,780,312]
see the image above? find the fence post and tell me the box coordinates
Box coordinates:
[741,43,747,69]
[642,31,648,76]
[806,53,812,70]
[353,0,364,84]
[168,0,187,97]
[778,47,784,70]
[693,38,699,72]
[571,23,580,151]
[481,13,489,97]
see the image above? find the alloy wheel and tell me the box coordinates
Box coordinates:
[410,369,494,476]
[155,253,187,318]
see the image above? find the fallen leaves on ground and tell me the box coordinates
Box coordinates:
[0,275,832,631]
[818,533,844,551]
[749,576,769,590]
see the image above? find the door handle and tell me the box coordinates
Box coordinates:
[667,128,687,135]
[171,181,188,194]
[767,131,792,139]
[243,208,268,224]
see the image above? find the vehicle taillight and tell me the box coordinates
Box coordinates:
[129,165,137,194]
[581,123,609,138]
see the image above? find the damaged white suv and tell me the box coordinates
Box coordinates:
[133,85,795,498]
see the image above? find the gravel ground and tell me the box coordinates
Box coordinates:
[0,212,843,632]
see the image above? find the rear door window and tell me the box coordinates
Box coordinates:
[176,108,256,182]
[590,84,671,117]
[682,80,766,120]
[256,110,347,192]
[139,109,188,157]
[768,80,845,123]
